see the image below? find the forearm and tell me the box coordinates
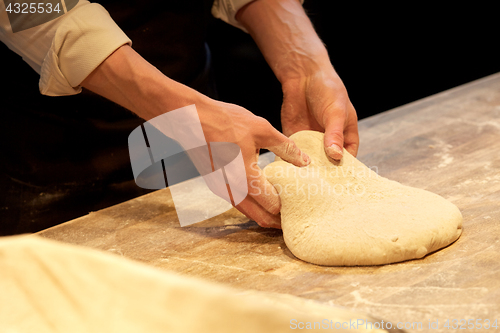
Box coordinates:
[236,0,332,84]
[81,44,207,121]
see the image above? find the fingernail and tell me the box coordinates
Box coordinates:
[269,221,282,229]
[326,144,343,160]
[265,216,282,229]
[301,152,311,166]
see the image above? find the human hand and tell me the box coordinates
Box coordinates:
[281,68,359,160]
[236,0,359,160]
[81,45,309,228]
[195,98,311,228]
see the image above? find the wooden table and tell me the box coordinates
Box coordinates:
[38,73,500,333]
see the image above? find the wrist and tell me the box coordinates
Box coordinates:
[275,50,332,85]
[142,74,209,121]
[279,58,339,96]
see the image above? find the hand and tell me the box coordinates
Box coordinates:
[195,98,311,228]
[281,68,359,160]
[236,0,360,160]
[82,45,310,228]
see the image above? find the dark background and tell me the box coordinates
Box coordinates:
[2,2,498,234]
[207,3,499,132]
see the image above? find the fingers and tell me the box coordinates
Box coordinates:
[343,103,359,157]
[236,158,282,228]
[255,119,311,167]
[246,159,282,215]
[323,112,346,161]
[323,101,360,160]
[236,195,282,228]
[245,121,310,216]
[268,138,311,167]
[238,118,310,227]
[242,119,312,222]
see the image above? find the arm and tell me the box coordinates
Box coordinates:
[1,0,309,228]
[81,44,311,228]
[236,0,359,159]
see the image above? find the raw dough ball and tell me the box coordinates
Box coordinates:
[264,131,463,266]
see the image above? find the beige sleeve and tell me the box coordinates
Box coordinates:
[211,0,305,32]
[0,1,131,96]
[211,0,256,32]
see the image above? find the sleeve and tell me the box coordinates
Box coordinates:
[0,0,131,96]
[211,0,304,32]
[211,0,255,32]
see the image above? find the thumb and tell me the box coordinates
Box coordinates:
[263,132,311,167]
[323,115,345,160]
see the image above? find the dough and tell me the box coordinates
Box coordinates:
[1,235,388,333]
[264,131,463,266]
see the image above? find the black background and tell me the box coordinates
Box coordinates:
[207,3,500,132]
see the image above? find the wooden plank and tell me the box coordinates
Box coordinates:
[38,72,500,333]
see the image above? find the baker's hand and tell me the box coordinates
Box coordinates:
[281,68,359,160]
[236,0,359,160]
[196,98,310,228]
[81,45,308,228]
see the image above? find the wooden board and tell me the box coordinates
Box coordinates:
[38,73,500,333]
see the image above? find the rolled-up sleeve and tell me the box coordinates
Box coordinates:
[211,0,256,32]
[0,0,130,96]
[211,0,304,32]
